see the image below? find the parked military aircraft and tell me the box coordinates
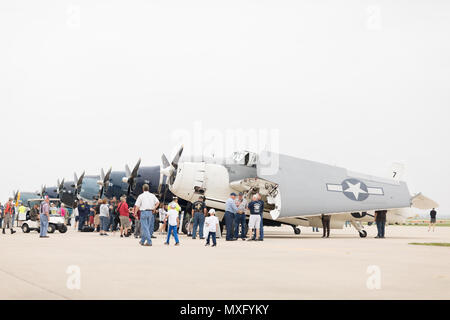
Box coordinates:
[58,173,85,208]
[97,168,129,199]
[121,157,180,206]
[162,149,438,237]
[78,174,101,201]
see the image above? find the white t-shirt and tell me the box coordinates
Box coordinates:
[159,208,167,221]
[100,204,109,217]
[167,209,179,226]
[135,191,159,211]
[205,216,219,233]
[73,208,79,217]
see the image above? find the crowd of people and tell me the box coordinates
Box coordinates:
[1,189,440,242]
[68,184,266,247]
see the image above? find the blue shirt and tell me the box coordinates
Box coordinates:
[248,200,264,215]
[225,198,238,214]
[78,204,90,217]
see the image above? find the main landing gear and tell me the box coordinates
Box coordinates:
[351,221,367,238]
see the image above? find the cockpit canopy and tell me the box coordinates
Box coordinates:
[231,151,258,167]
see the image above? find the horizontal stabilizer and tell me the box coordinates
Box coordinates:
[411,193,438,210]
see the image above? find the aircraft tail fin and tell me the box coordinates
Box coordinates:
[389,163,405,181]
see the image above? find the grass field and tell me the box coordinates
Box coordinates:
[409,243,450,247]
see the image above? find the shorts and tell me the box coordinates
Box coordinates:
[430,218,436,223]
[248,215,261,229]
[89,216,94,225]
[120,216,131,228]
[94,214,100,225]
[75,216,79,222]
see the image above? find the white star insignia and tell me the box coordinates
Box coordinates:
[343,181,367,200]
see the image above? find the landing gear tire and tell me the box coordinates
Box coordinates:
[293,227,301,235]
[359,230,367,238]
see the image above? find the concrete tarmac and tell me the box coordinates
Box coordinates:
[0,224,449,300]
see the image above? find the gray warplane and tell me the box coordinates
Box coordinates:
[161,149,438,237]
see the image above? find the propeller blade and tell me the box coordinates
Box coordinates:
[100,168,105,181]
[171,145,184,169]
[125,164,131,178]
[162,154,170,169]
[131,159,141,178]
[101,167,112,195]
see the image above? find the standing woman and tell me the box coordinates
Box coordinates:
[59,203,67,225]
[94,200,101,232]
[99,199,110,236]
[73,202,79,230]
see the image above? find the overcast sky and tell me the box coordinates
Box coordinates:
[1,0,449,216]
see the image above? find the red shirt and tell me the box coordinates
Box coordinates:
[118,202,129,217]
[5,203,13,215]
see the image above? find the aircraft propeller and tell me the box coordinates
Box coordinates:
[57,178,65,195]
[122,159,141,195]
[161,145,184,186]
[98,167,112,198]
[74,171,85,198]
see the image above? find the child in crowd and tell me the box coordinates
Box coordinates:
[164,203,180,246]
[205,209,219,247]
[158,203,168,234]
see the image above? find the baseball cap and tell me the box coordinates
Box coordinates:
[208,209,216,214]
[230,193,237,196]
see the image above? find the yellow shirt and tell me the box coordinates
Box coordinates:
[18,205,27,214]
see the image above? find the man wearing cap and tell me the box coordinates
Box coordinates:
[234,192,247,241]
[39,196,50,238]
[135,184,160,246]
[224,193,239,241]
[2,199,16,234]
[77,199,90,232]
[192,196,207,239]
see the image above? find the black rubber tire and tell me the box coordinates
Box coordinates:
[294,227,301,235]
[48,224,56,234]
[58,225,68,233]
[22,224,30,233]
[359,230,367,238]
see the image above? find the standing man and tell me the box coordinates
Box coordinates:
[192,196,207,239]
[234,192,247,241]
[134,184,159,247]
[248,195,263,241]
[77,199,90,231]
[0,202,4,230]
[428,208,437,232]
[374,210,387,238]
[321,214,331,238]
[257,193,264,241]
[224,193,239,241]
[2,198,16,234]
[39,196,50,238]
